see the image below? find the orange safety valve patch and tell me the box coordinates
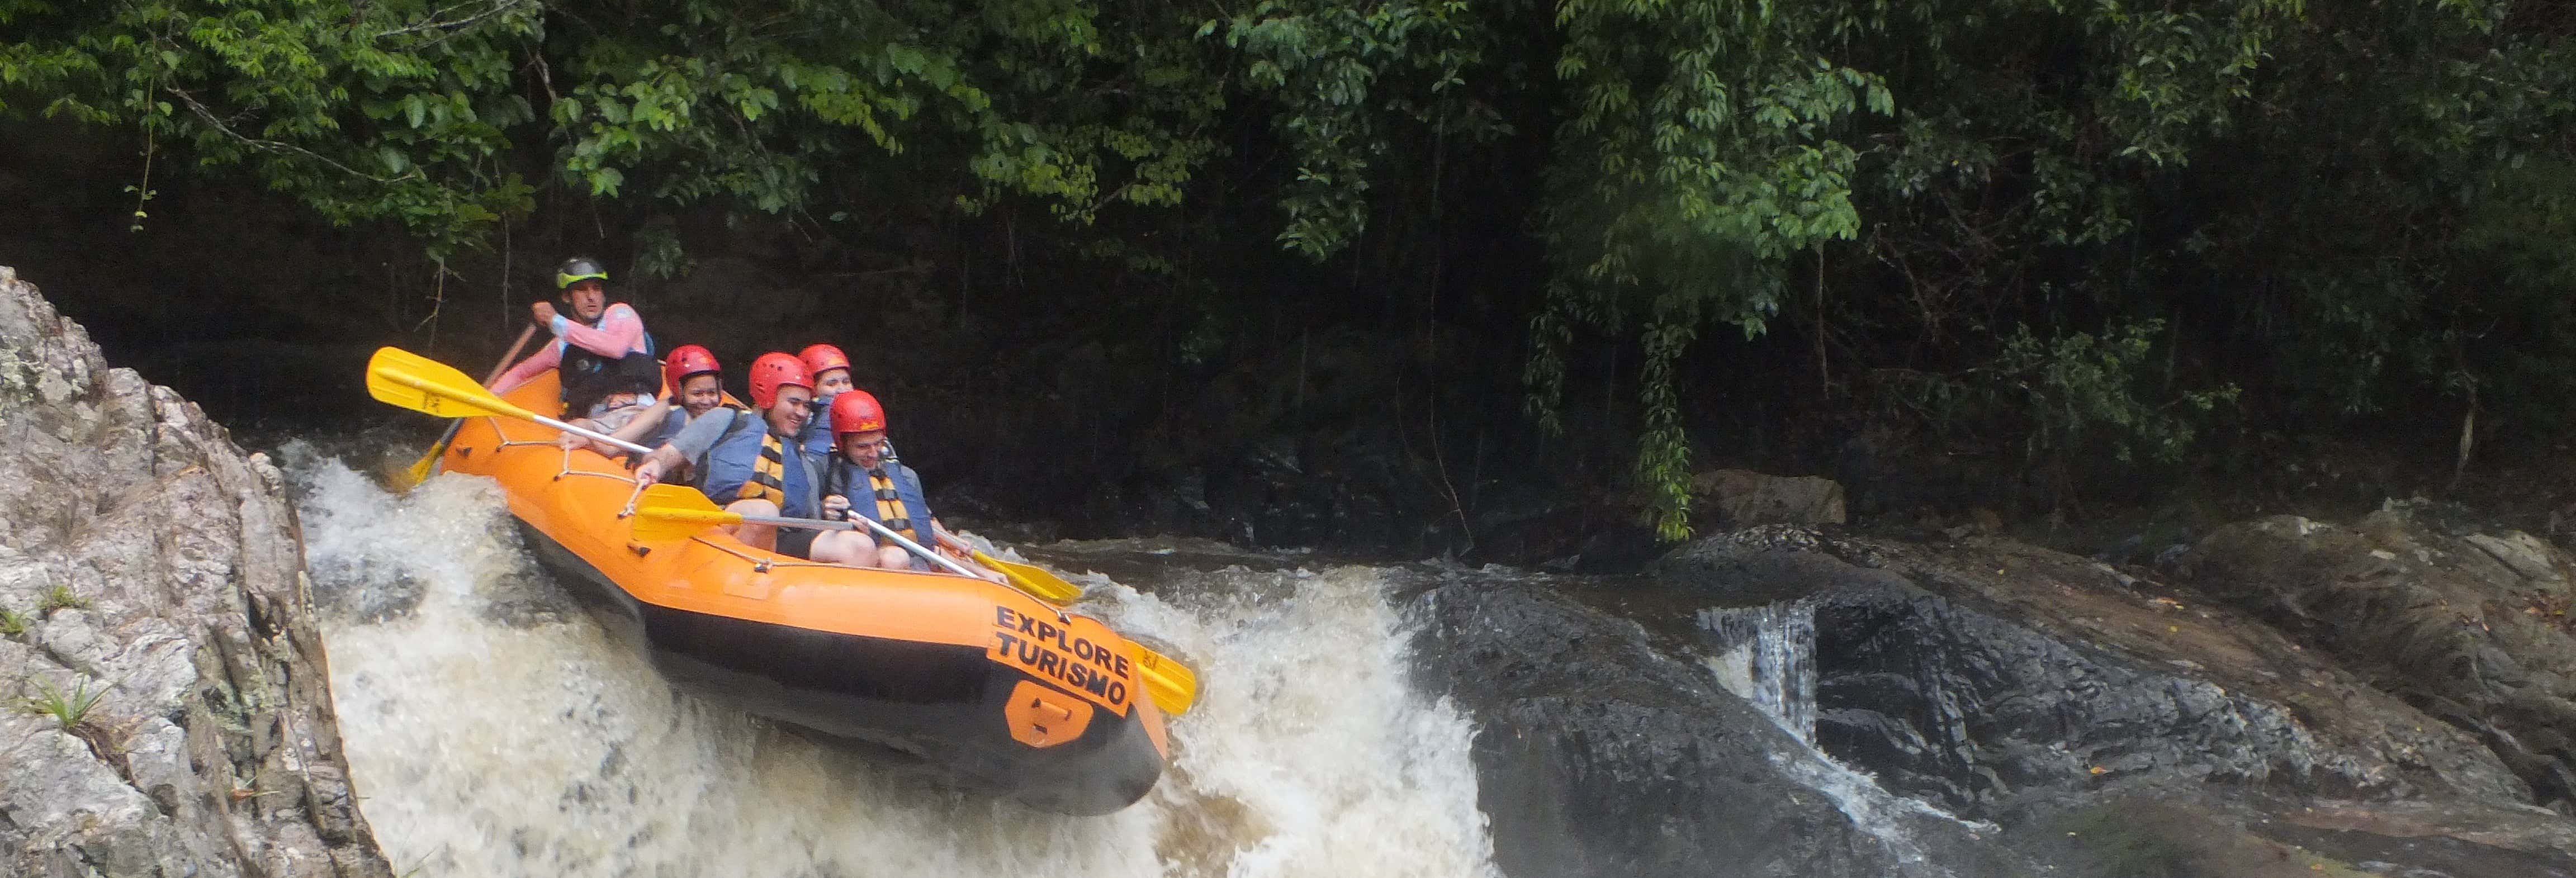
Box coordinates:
[1004,680,1095,748]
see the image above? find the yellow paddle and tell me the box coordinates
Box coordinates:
[932,532,1081,604]
[924,541,1196,715]
[633,483,1197,715]
[628,483,874,543]
[925,534,1197,712]
[366,347,652,454]
[396,325,536,489]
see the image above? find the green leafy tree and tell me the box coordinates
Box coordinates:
[1,0,1235,254]
[9,0,2574,539]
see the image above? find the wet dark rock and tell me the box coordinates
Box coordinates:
[1677,546,2331,811]
[1649,525,1874,605]
[0,265,391,876]
[1657,528,2528,817]
[2244,799,2576,878]
[2265,824,2575,878]
[1403,569,2029,878]
[1611,523,2576,876]
[1811,581,2354,810]
[1987,792,2576,878]
[1402,526,2575,878]
[2177,505,2576,810]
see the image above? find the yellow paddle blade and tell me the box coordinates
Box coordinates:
[958,549,1195,714]
[1137,646,1199,716]
[640,483,726,515]
[629,508,737,543]
[366,347,537,421]
[394,422,464,490]
[390,324,542,493]
[397,447,440,489]
[970,549,1083,606]
[631,485,738,542]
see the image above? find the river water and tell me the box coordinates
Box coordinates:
[286,448,1498,877]
[282,444,1981,876]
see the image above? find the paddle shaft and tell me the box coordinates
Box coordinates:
[547,412,656,455]
[412,325,538,479]
[487,325,542,387]
[941,536,1077,606]
[736,511,984,578]
[374,365,655,455]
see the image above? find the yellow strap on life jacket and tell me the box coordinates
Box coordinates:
[740,431,787,504]
[868,470,918,540]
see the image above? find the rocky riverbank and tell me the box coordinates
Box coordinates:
[0,266,389,877]
[1395,493,2576,877]
[7,260,2575,878]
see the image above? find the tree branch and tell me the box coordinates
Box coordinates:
[165,87,400,184]
[377,0,533,41]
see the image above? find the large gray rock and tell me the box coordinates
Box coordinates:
[1401,567,2029,878]
[1689,468,1848,528]
[2178,505,2576,811]
[0,265,390,877]
[1639,526,2576,878]
[1658,528,2526,813]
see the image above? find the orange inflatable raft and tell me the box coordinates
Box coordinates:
[437,372,1169,815]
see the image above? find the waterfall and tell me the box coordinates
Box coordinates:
[1699,601,1987,878]
[284,446,1499,878]
[1697,602,1819,743]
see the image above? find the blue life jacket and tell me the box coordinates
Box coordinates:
[832,453,936,571]
[696,412,821,519]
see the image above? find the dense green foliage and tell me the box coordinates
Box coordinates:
[6,0,2572,537]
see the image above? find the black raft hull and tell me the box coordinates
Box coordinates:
[520,523,1164,816]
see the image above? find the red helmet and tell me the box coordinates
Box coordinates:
[745,352,814,409]
[661,344,721,393]
[830,390,888,438]
[798,343,851,378]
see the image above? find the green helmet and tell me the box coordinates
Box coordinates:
[555,257,609,291]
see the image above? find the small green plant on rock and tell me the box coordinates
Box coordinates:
[0,609,26,637]
[39,585,91,615]
[20,677,108,729]
[0,344,31,401]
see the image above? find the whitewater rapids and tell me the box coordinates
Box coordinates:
[283,447,1499,877]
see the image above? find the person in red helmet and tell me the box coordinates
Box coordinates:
[798,343,856,402]
[811,390,992,577]
[571,343,730,457]
[494,257,656,417]
[657,344,731,425]
[793,343,856,457]
[631,353,828,555]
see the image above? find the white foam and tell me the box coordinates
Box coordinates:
[286,447,1496,877]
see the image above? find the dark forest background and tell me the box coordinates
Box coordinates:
[4,0,2573,564]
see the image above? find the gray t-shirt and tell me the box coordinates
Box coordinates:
[664,406,742,459]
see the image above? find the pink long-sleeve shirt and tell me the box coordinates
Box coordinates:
[493,303,650,393]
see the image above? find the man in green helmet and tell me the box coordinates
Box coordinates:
[495,257,657,419]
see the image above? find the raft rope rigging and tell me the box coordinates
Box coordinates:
[486,416,1011,580]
